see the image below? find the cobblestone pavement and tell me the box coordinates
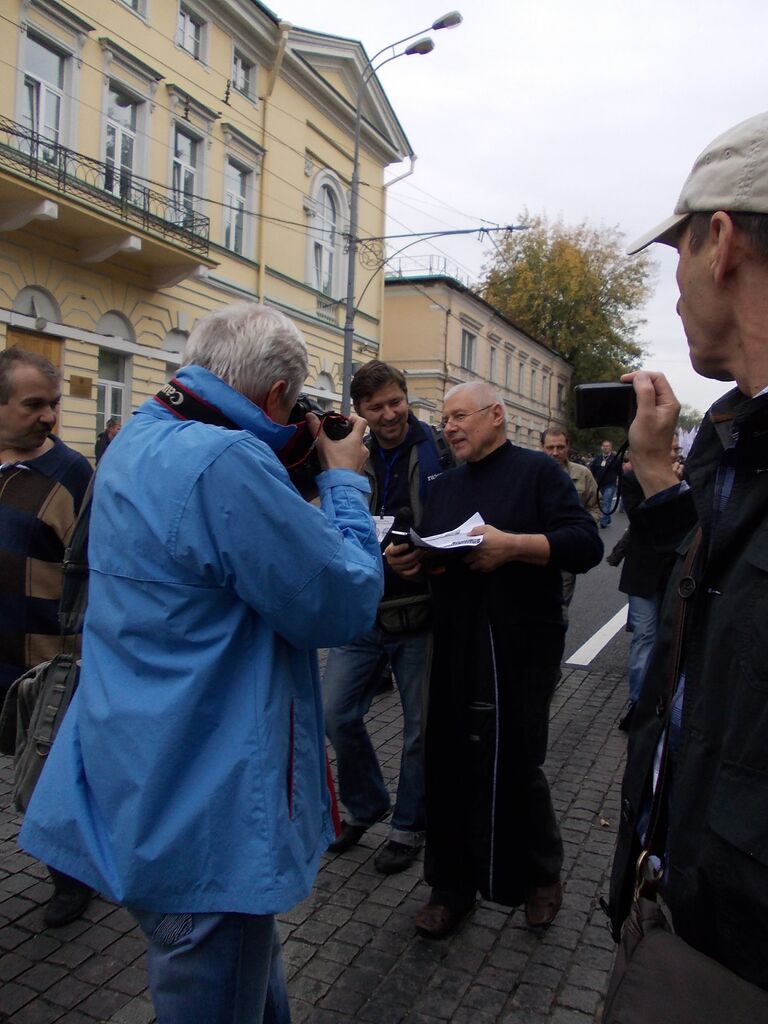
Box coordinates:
[0,665,627,1023]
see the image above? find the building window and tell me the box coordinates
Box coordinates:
[172,126,198,225]
[177,7,204,60]
[119,0,141,9]
[232,50,254,99]
[224,159,248,254]
[22,35,65,162]
[530,368,537,400]
[305,170,347,301]
[489,345,497,383]
[518,362,525,393]
[104,84,139,201]
[461,330,476,372]
[96,349,127,434]
[505,353,512,390]
[557,382,565,410]
[313,184,338,296]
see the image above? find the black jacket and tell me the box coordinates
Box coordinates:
[608,387,768,991]
[618,470,677,599]
[589,450,620,489]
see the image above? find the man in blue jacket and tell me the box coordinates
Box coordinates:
[20,303,383,1024]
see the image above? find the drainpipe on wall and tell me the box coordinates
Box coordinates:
[383,154,417,190]
[257,21,291,305]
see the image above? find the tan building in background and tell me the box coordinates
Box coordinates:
[0,0,412,458]
[382,274,572,448]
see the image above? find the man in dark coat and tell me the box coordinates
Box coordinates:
[589,440,621,527]
[387,382,602,937]
[608,110,768,996]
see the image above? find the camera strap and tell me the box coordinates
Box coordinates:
[154,379,239,431]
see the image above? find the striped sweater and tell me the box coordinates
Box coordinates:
[0,436,92,690]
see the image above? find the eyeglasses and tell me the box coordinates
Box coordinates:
[440,404,494,429]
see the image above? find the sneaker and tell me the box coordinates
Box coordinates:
[327,821,369,854]
[44,884,93,928]
[374,839,421,874]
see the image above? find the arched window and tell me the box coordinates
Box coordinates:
[12,286,61,323]
[94,311,134,433]
[305,170,347,300]
[314,185,337,296]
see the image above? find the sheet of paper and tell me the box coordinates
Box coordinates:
[372,515,395,543]
[411,513,485,550]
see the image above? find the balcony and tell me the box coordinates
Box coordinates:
[0,116,214,280]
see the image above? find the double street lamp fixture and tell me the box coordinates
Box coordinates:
[340,12,463,414]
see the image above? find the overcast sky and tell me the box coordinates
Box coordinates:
[280,0,768,413]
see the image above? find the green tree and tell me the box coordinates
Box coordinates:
[480,212,656,449]
[677,403,702,431]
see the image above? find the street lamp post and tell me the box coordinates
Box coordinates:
[340,12,462,414]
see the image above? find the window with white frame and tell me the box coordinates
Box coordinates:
[96,349,127,433]
[489,345,497,382]
[104,84,139,201]
[305,170,347,301]
[22,35,66,162]
[177,7,204,60]
[224,159,248,254]
[313,184,338,296]
[172,125,198,225]
[461,330,476,372]
[232,50,254,99]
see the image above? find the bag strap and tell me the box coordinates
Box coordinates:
[636,525,702,893]
[59,472,96,642]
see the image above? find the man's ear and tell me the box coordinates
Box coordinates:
[263,379,288,420]
[710,211,742,285]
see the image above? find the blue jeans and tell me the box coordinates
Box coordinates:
[599,483,617,526]
[129,909,290,1024]
[627,594,658,704]
[323,625,431,838]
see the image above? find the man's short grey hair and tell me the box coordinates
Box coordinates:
[445,381,506,421]
[184,303,308,406]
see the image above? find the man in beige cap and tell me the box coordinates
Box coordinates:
[607,112,768,1000]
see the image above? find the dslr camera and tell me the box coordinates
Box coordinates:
[280,394,354,499]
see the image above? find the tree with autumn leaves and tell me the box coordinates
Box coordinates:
[480,212,656,448]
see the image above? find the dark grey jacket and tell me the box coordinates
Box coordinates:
[608,387,768,991]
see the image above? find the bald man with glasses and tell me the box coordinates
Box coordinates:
[387,382,602,938]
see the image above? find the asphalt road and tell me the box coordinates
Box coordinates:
[563,508,631,681]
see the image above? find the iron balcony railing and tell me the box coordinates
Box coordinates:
[0,116,210,256]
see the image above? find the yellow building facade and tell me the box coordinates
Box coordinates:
[382,275,572,449]
[0,0,411,458]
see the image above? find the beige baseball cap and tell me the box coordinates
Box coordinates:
[627,111,768,254]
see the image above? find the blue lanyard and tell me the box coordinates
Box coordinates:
[377,446,403,514]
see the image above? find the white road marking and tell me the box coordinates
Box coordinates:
[566,604,629,666]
